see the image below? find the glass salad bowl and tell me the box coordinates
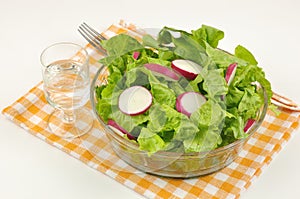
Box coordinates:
[90,64,268,178]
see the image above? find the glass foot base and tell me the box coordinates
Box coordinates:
[47,108,94,139]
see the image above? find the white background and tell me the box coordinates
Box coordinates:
[1,0,300,198]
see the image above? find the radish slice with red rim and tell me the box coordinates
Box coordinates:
[144,63,179,81]
[133,51,140,60]
[107,119,136,140]
[171,59,202,80]
[118,86,153,116]
[176,91,207,116]
[244,119,256,133]
[225,63,238,85]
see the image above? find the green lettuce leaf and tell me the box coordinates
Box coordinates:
[183,129,222,152]
[137,128,165,154]
[238,87,263,120]
[189,100,225,151]
[200,68,228,98]
[192,24,224,48]
[233,64,272,102]
[174,117,199,142]
[147,57,171,67]
[224,109,248,140]
[99,34,144,70]
[142,34,169,51]
[172,34,208,66]
[150,82,176,107]
[235,45,258,65]
[95,25,272,154]
[225,87,244,108]
[147,104,167,133]
[110,110,149,133]
[167,81,186,95]
[191,100,226,129]
[95,99,112,123]
[102,34,143,57]
[124,67,150,88]
[205,44,248,69]
[188,75,204,92]
[158,26,191,45]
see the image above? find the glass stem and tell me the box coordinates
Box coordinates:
[62,110,76,124]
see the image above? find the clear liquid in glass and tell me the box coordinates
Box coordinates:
[43,59,90,111]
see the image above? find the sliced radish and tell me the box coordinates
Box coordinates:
[133,51,140,60]
[176,92,207,116]
[220,95,225,101]
[144,63,179,81]
[171,59,202,80]
[118,86,152,116]
[244,119,256,133]
[225,63,238,85]
[107,119,136,140]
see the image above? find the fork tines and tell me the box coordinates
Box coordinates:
[78,22,107,54]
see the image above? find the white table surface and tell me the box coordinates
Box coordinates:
[1,0,300,198]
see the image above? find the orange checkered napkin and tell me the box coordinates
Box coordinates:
[2,21,300,199]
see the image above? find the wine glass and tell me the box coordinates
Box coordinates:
[40,42,93,138]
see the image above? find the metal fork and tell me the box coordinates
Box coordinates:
[78,23,300,112]
[78,22,107,55]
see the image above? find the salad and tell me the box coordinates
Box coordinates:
[95,25,272,155]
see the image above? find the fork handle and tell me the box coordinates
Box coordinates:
[272,92,298,107]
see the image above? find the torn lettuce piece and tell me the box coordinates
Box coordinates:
[191,24,224,48]
[137,128,165,154]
